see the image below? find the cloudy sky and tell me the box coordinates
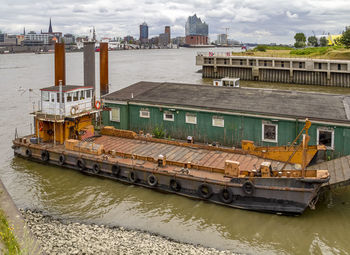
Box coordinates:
[1,0,349,44]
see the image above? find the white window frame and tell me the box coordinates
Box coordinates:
[163,112,174,121]
[140,109,150,118]
[110,107,120,122]
[317,128,334,149]
[185,113,197,124]
[212,116,224,127]
[262,123,278,143]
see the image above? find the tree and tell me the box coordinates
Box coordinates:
[294,33,306,48]
[340,28,350,48]
[319,36,328,47]
[308,36,318,47]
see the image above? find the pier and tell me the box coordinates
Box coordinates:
[196,53,350,87]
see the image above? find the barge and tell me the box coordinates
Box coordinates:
[12,42,331,215]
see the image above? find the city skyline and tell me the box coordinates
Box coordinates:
[1,0,349,44]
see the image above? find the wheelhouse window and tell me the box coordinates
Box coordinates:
[185,113,197,124]
[86,90,91,98]
[42,91,49,102]
[317,128,334,149]
[140,109,150,118]
[66,93,72,102]
[73,92,79,101]
[262,123,278,143]
[212,116,224,127]
[163,111,174,121]
[110,107,120,122]
[80,91,85,100]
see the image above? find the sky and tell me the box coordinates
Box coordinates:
[0,0,349,44]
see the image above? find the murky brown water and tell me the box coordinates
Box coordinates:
[1,48,350,254]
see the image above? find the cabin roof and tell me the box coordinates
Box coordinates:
[41,85,93,92]
[103,81,350,122]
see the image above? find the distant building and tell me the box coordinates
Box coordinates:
[185,14,208,45]
[0,33,17,46]
[217,34,227,45]
[165,26,170,43]
[63,33,75,45]
[149,36,159,46]
[40,19,62,43]
[23,31,49,46]
[16,35,25,45]
[139,22,148,44]
[172,36,185,46]
[48,18,53,33]
[159,33,169,47]
[124,35,135,44]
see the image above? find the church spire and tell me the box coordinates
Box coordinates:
[48,18,53,33]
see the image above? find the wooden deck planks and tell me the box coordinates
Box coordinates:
[94,135,296,172]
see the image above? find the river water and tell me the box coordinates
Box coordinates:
[1,48,350,254]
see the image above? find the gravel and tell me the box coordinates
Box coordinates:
[21,209,236,255]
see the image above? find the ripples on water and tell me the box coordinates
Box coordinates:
[1,49,350,254]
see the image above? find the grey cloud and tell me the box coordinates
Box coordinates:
[0,0,348,44]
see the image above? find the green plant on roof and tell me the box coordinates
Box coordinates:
[152,127,165,139]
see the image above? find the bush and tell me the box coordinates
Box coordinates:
[294,41,306,48]
[254,45,267,52]
[152,127,165,138]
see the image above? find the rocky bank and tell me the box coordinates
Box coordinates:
[21,209,236,255]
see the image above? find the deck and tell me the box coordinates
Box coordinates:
[94,135,296,171]
[307,155,350,188]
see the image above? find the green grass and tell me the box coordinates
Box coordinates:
[264,45,292,50]
[0,209,20,254]
[290,47,330,55]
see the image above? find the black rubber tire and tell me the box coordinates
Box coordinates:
[58,154,65,166]
[112,164,120,176]
[219,187,233,204]
[242,181,255,196]
[77,158,86,171]
[198,183,213,199]
[128,171,137,183]
[41,150,49,161]
[147,174,158,187]
[169,179,181,192]
[25,149,32,157]
[92,163,100,174]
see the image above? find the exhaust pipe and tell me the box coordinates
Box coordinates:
[100,42,109,96]
[54,42,65,86]
[83,41,96,89]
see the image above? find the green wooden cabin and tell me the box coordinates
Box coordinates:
[102,81,350,160]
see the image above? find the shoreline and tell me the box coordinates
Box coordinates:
[21,209,238,255]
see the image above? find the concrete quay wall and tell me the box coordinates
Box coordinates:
[196,55,350,87]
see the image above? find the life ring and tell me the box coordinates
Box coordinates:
[76,158,86,170]
[39,121,44,131]
[41,150,49,161]
[95,100,101,109]
[58,154,65,165]
[197,183,213,199]
[219,187,233,204]
[70,106,77,115]
[128,171,137,183]
[25,148,32,157]
[242,181,255,196]
[147,174,158,187]
[169,179,181,192]
[92,163,100,174]
[111,164,120,176]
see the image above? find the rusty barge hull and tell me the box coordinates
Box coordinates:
[12,136,324,215]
